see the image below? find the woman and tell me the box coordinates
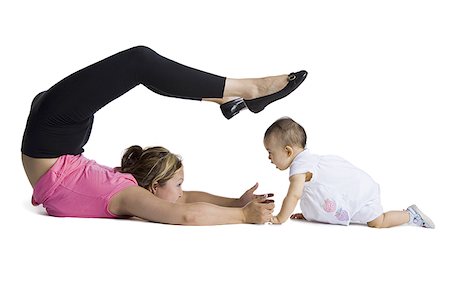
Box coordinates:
[22,46,307,225]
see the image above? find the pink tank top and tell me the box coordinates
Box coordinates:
[32,154,138,218]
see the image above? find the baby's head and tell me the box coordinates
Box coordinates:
[263,117,307,170]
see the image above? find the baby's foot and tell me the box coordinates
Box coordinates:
[407,205,435,228]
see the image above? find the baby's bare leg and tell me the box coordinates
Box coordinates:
[367,210,410,228]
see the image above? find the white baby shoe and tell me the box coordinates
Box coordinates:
[407,204,435,229]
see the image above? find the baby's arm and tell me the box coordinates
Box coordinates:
[271,174,305,224]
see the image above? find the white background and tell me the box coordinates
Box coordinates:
[1,1,449,288]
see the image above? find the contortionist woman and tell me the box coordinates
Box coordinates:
[21,46,307,225]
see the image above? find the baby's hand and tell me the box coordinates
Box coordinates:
[290,213,305,220]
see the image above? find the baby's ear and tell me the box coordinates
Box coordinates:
[285,145,294,156]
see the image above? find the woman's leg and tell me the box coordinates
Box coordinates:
[23,46,228,158]
[43,46,227,120]
[22,46,294,157]
[42,45,290,116]
[41,45,292,113]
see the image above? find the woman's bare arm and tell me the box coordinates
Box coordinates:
[178,183,272,208]
[179,191,240,207]
[109,186,274,225]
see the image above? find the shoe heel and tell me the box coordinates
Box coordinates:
[220,98,246,119]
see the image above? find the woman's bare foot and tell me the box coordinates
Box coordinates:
[250,75,289,100]
[223,74,289,100]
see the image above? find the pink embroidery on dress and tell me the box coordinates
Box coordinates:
[323,199,336,212]
[335,208,349,222]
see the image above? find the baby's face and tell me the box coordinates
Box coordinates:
[264,135,291,171]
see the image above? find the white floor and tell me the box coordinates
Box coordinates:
[5,205,446,289]
[2,1,449,288]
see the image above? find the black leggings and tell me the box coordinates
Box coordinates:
[22,46,226,158]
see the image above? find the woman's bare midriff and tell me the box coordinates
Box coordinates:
[22,154,59,188]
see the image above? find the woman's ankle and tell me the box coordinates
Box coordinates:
[223,78,257,100]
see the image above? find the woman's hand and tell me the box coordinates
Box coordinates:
[238,183,274,207]
[242,195,275,224]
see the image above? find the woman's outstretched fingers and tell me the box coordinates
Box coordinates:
[248,182,258,193]
[238,183,261,207]
[254,193,275,200]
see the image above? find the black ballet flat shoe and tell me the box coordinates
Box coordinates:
[244,70,308,113]
[220,98,247,119]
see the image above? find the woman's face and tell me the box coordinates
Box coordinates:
[153,167,184,203]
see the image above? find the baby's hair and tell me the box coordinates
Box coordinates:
[264,117,307,148]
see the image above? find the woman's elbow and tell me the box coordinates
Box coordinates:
[181,208,199,225]
[180,204,205,226]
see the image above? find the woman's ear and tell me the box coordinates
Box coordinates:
[150,182,159,194]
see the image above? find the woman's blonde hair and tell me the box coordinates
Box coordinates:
[118,145,182,190]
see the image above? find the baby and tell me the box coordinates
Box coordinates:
[264,117,434,228]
